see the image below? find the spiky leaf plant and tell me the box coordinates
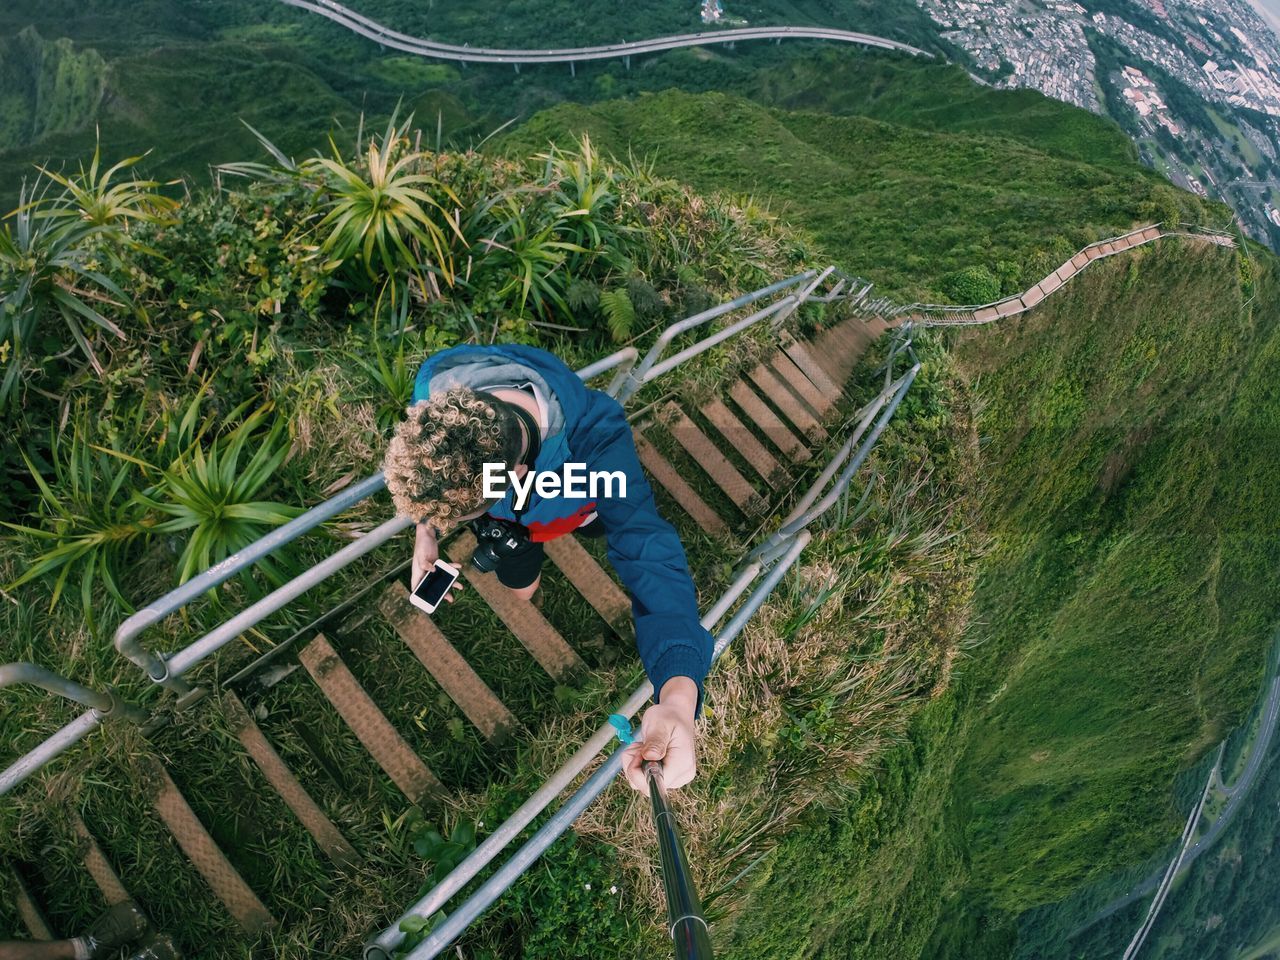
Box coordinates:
[137,400,305,588]
[35,134,178,231]
[1,415,156,629]
[0,182,132,409]
[300,114,464,304]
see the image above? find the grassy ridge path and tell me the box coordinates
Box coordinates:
[894,223,1236,327]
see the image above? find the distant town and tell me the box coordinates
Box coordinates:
[904,0,1280,242]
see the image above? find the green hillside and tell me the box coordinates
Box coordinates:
[496,89,1278,956]
[0,27,107,151]
[498,89,1211,301]
[2,14,1277,955]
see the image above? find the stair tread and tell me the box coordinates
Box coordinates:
[145,759,274,935]
[222,691,361,868]
[543,535,633,632]
[632,428,730,536]
[747,364,828,443]
[378,583,518,743]
[768,350,833,416]
[728,381,810,463]
[661,401,766,515]
[699,398,787,490]
[70,811,131,906]
[9,862,55,940]
[780,338,842,398]
[447,532,586,680]
[298,634,444,807]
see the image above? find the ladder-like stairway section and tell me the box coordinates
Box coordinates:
[7,310,886,953]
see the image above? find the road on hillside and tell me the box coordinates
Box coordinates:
[279,0,930,64]
[1070,671,1280,941]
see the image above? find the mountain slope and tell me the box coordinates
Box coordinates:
[496,88,1279,957]
[499,89,1213,301]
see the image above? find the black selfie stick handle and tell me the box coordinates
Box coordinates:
[644,760,715,960]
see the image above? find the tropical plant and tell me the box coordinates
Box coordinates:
[598,287,636,343]
[0,182,133,409]
[136,398,305,588]
[35,134,178,231]
[536,133,636,273]
[300,114,464,304]
[344,292,454,432]
[214,120,306,186]
[1,415,156,628]
[394,816,479,956]
[469,192,584,319]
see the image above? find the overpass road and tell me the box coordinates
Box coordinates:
[279,0,930,65]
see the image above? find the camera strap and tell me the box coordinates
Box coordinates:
[506,400,542,524]
[509,401,542,472]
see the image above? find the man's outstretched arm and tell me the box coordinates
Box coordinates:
[577,395,714,791]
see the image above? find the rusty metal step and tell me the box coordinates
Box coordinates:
[69,811,131,906]
[728,381,810,463]
[699,398,787,490]
[769,350,833,417]
[378,583,518,743]
[631,428,729,536]
[144,758,274,935]
[747,364,828,443]
[8,861,55,939]
[780,336,841,399]
[298,634,444,807]
[543,535,632,633]
[221,691,361,869]
[446,532,586,681]
[660,401,767,516]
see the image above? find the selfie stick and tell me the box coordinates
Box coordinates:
[643,759,715,960]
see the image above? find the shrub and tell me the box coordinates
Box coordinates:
[940,264,1002,305]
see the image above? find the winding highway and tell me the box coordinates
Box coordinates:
[278,0,930,64]
[1070,665,1280,947]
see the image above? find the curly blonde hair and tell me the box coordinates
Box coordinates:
[382,388,522,527]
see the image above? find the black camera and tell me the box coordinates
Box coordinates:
[469,516,531,573]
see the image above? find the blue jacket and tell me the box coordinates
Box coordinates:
[413,343,714,710]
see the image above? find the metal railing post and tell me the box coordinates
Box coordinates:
[0,663,148,725]
[615,273,815,402]
[113,473,390,690]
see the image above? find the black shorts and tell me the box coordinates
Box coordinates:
[493,515,605,590]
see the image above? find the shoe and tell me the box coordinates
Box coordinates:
[83,900,148,955]
[126,933,182,960]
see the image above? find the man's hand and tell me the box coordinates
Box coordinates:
[411,522,464,604]
[623,677,699,793]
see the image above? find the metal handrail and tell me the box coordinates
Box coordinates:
[368,320,918,957]
[0,663,146,723]
[392,532,813,960]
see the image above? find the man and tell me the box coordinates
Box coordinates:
[381,342,713,792]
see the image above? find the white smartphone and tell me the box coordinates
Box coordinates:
[410,560,460,614]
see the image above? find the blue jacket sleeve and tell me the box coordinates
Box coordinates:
[575,392,714,715]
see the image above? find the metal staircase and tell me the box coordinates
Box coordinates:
[3,266,915,957]
[4,220,1234,956]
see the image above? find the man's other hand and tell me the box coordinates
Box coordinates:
[623,677,699,793]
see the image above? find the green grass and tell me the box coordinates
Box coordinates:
[2,21,1277,957]
[496,88,1218,301]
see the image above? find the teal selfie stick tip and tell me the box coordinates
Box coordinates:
[608,714,635,745]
